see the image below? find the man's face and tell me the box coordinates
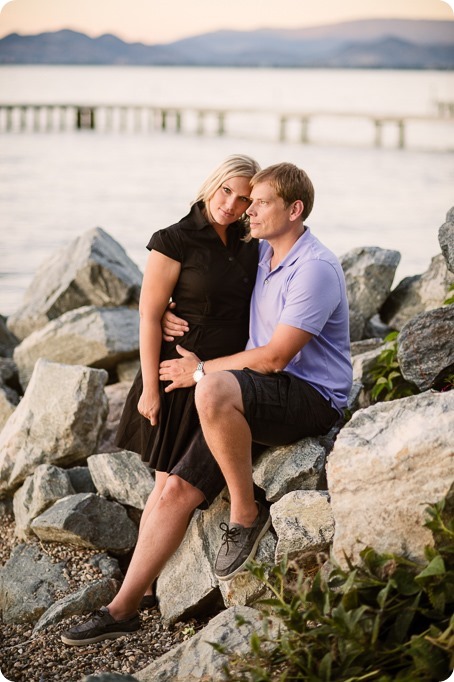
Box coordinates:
[246,181,294,241]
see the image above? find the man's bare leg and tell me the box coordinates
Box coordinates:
[107,474,204,621]
[195,372,258,527]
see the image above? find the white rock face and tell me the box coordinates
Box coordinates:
[13,305,139,388]
[0,359,108,497]
[7,226,142,340]
[87,450,154,510]
[327,390,454,566]
[271,490,334,563]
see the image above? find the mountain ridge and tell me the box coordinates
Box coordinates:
[0,19,453,68]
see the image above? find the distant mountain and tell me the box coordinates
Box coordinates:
[0,19,453,68]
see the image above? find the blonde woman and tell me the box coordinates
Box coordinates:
[61,154,261,646]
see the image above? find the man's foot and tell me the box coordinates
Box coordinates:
[60,606,140,646]
[214,502,271,581]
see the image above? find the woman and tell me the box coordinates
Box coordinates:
[61,154,261,646]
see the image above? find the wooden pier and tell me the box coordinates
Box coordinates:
[0,102,452,149]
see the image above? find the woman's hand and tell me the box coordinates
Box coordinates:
[159,345,200,392]
[162,302,189,342]
[137,388,161,426]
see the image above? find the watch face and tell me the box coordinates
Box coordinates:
[193,369,204,383]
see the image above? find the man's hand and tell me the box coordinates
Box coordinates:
[162,302,190,342]
[159,345,200,392]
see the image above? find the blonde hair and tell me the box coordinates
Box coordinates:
[193,154,261,231]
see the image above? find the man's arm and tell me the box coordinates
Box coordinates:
[159,323,313,392]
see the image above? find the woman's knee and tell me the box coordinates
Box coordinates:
[160,474,204,509]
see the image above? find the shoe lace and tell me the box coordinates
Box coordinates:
[219,522,240,552]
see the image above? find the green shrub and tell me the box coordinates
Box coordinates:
[218,498,454,682]
[369,331,419,403]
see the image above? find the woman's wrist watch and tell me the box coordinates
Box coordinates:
[193,361,205,383]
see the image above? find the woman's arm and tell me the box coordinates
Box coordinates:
[137,250,181,425]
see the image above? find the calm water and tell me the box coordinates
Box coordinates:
[0,66,453,316]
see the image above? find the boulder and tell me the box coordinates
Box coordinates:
[438,205,454,274]
[326,390,454,567]
[33,577,120,633]
[398,305,454,391]
[134,605,277,682]
[380,254,454,330]
[0,543,69,623]
[270,490,334,564]
[13,464,75,540]
[31,493,138,553]
[340,246,401,340]
[0,359,108,498]
[67,466,97,494]
[7,226,143,340]
[14,306,140,389]
[253,437,327,502]
[87,451,154,510]
[0,314,18,357]
[98,382,133,453]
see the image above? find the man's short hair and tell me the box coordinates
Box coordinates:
[252,163,314,221]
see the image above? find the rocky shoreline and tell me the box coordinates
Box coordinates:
[0,209,453,681]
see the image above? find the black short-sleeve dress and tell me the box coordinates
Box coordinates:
[115,202,259,506]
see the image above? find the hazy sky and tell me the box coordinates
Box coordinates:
[0,0,453,42]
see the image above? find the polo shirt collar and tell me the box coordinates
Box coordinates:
[259,226,311,271]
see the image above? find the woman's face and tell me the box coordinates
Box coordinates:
[208,175,252,227]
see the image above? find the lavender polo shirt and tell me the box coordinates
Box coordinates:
[246,228,352,413]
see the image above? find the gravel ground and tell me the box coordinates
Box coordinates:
[0,513,203,682]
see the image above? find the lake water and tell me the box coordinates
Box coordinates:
[0,66,453,316]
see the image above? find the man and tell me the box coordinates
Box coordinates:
[60,162,352,646]
[159,162,352,581]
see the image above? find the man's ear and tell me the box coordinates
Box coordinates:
[289,200,304,221]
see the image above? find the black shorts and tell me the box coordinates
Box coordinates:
[171,369,339,508]
[227,368,340,445]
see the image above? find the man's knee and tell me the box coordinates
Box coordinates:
[195,371,242,420]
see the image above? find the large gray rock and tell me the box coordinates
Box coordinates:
[340,246,401,340]
[13,464,75,540]
[380,254,454,330]
[7,227,143,340]
[33,577,120,633]
[13,306,140,389]
[270,490,334,564]
[398,305,454,391]
[67,466,97,494]
[0,359,108,497]
[31,493,138,553]
[134,606,276,682]
[87,451,154,510]
[253,437,327,502]
[0,543,69,623]
[327,391,454,567]
[439,206,454,274]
